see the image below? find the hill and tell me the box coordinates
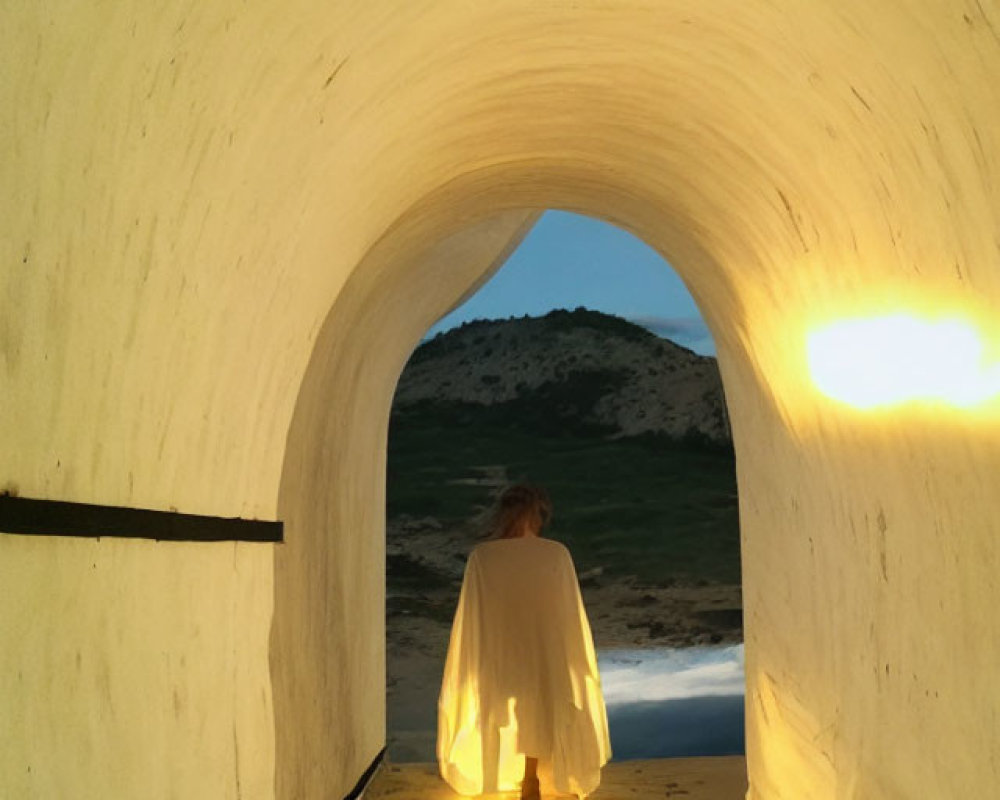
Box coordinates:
[387,308,740,590]
[394,307,730,443]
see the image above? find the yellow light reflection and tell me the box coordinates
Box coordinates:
[496,697,526,791]
[752,671,835,795]
[438,689,525,794]
[807,314,1000,409]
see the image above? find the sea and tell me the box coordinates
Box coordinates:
[597,644,745,760]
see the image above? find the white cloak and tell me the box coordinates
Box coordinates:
[437,537,611,797]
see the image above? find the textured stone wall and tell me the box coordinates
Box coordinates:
[2,1,998,797]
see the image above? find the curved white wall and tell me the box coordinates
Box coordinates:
[2,1,999,797]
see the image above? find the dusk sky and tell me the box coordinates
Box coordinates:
[426,210,716,356]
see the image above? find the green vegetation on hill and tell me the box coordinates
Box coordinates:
[538,306,656,342]
[412,307,658,367]
[387,403,740,587]
[389,308,739,589]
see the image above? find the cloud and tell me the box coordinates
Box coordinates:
[626,315,715,353]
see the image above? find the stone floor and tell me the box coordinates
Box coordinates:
[365,757,747,800]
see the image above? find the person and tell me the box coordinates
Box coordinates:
[437,485,611,799]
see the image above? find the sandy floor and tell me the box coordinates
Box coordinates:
[366,757,748,800]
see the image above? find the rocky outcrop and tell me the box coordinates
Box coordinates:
[394,308,730,443]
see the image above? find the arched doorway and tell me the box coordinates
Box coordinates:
[384,210,744,771]
[275,187,755,798]
[269,9,1000,800]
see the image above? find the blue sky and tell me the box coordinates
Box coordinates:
[426,210,716,356]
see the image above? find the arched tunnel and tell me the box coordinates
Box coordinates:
[2,2,999,797]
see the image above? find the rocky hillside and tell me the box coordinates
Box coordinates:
[394,308,730,443]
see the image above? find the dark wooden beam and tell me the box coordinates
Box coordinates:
[0,494,282,542]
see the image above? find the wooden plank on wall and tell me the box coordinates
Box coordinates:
[0,494,282,542]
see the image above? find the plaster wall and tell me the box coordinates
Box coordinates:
[273,210,539,796]
[2,1,1000,798]
[0,537,274,799]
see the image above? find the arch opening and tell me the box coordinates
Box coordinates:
[384,210,745,776]
[273,176,770,797]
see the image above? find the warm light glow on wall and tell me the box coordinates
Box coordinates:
[752,671,835,795]
[807,314,1000,410]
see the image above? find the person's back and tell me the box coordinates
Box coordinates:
[471,536,572,673]
[470,537,575,736]
[437,486,611,799]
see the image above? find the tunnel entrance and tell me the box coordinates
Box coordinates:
[382,211,745,773]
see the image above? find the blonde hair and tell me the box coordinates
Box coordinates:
[489,484,553,539]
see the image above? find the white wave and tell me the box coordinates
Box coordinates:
[597,645,745,706]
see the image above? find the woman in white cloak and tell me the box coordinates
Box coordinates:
[438,485,611,799]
